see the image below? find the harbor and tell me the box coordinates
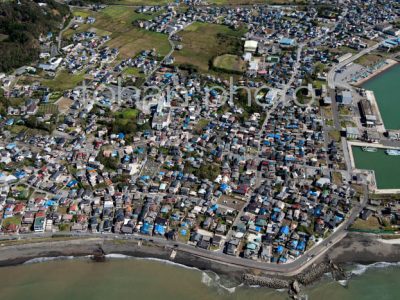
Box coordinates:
[361,63,400,130]
[349,142,400,192]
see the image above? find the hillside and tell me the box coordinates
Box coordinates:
[0,0,70,72]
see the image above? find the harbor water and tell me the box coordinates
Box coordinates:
[362,64,400,130]
[0,257,400,300]
[352,146,400,189]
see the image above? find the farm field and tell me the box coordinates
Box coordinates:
[65,6,170,59]
[42,71,86,91]
[174,22,246,72]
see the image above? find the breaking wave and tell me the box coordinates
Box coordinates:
[23,256,75,264]
[24,253,243,294]
[200,271,242,293]
[351,262,400,276]
[337,279,348,287]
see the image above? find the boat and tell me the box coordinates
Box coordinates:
[362,147,378,152]
[385,149,400,156]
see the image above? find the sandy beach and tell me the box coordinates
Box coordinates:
[326,233,400,264]
[0,233,398,288]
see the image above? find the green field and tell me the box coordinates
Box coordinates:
[37,104,59,116]
[107,30,170,58]
[42,71,86,91]
[67,7,170,59]
[174,22,246,72]
[213,54,246,73]
[123,67,144,77]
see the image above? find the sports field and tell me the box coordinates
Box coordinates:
[174,22,246,72]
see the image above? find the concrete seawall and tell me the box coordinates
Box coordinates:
[347,141,400,194]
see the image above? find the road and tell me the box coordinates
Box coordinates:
[58,16,75,52]
[327,42,383,90]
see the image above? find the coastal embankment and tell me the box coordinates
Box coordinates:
[353,58,398,86]
[0,233,399,289]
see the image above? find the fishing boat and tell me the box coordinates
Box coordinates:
[385,149,400,156]
[362,147,378,152]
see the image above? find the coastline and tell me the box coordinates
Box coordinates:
[353,59,398,87]
[0,233,399,290]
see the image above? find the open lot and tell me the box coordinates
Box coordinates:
[350,216,381,231]
[174,22,246,72]
[213,54,246,73]
[56,97,73,114]
[217,195,247,211]
[355,53,384,67]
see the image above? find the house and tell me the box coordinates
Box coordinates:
[279,38,296,48]
[34,214,46,232]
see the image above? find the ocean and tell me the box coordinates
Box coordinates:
[362,63,400,130]
[0,256,399,300]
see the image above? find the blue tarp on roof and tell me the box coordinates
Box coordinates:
[140,223,151,235]
[154,224,165,235]
[67,180,78,188]
[15,171,26,179]
[45,200,57,206]
[220,183,229,192]
[290,240,298,249]
[280,226,290,235]
[297,241,306,251]
[276,245,284,254]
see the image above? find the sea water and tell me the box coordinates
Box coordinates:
[0,257,399,300]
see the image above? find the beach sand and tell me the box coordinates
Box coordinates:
[0,233,398,286]
[325,233,400,264]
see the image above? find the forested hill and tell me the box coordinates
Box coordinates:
[0,0,70,72]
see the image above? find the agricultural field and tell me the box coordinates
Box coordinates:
[213,54,246,73]
[37,104,59,116]
[66,7,170,59]
[107,30,170,58]
[174,22,246,72]
[42,71,86,91]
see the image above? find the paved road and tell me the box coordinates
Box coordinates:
[58,16,75,51]
[327,42,383,90]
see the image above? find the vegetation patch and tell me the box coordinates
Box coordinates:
[107,29,170,59]
[355,54,383,67]
[0,0,69,72]
[68,7,170,59]
[174,22,246,73]
[212,54,246,74]
[350,216,381,231]
[43,71,86,91]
